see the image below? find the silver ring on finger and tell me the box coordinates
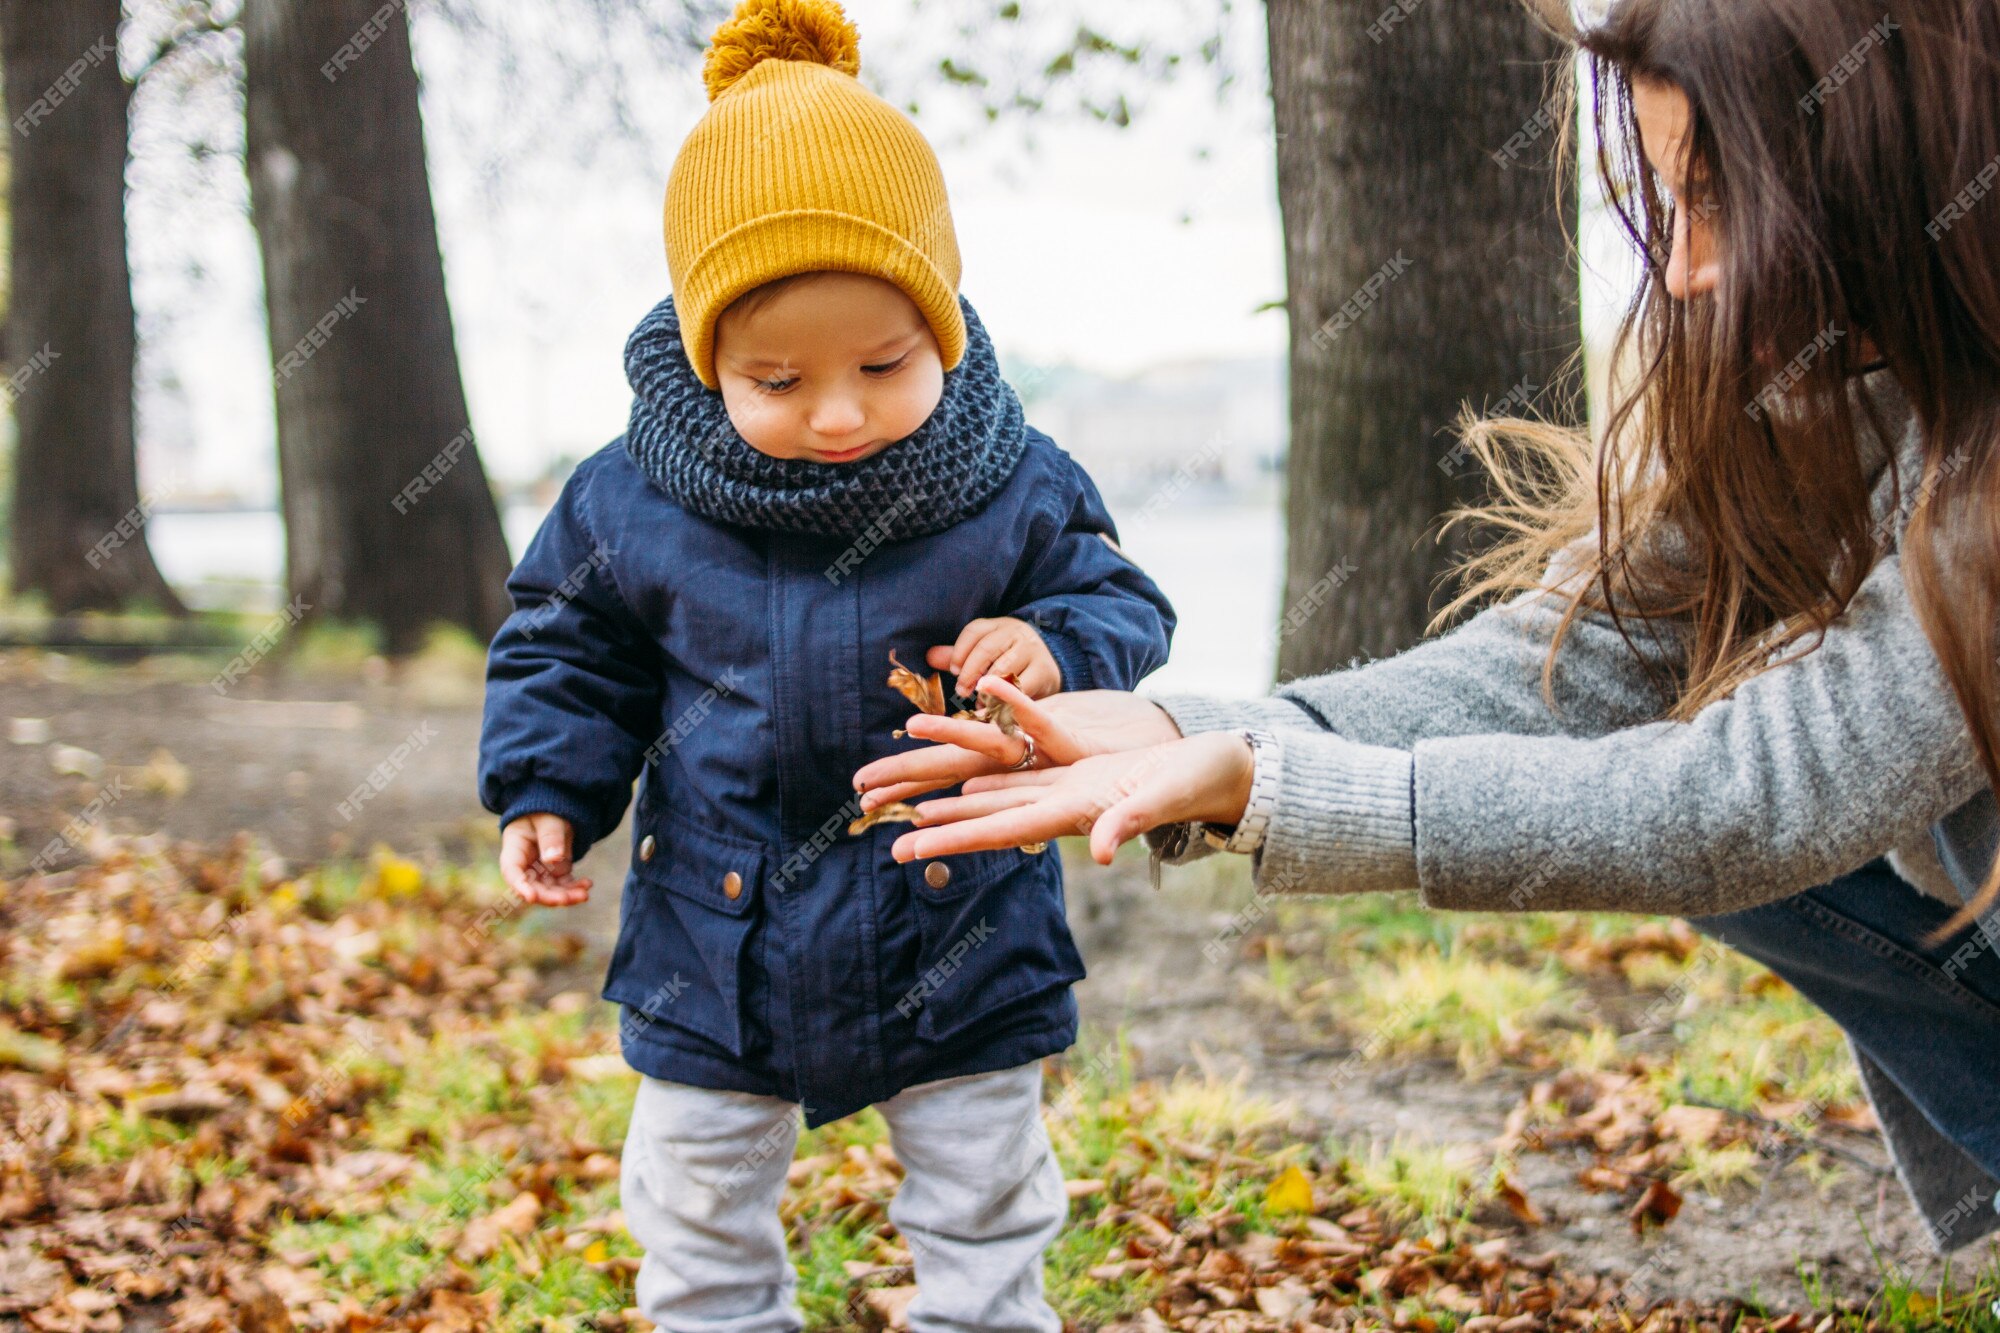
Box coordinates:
[1007,731,1038,772]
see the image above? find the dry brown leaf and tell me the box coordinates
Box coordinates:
[1628,1177,1684,1234]
[886,651,946,717]
[131,1084,234,1124]
[860,1284,919,1330]
[1254,1278,1315,1320]
[229,1274,291,1333]
[1494,1174,1545,1226]
[848,803,922,835]
[456,1189,542,1261]
[1577,1165,1635,1193]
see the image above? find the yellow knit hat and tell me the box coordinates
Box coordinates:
[664,0,966,390]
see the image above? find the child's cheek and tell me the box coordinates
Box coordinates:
[724,389,793,459]
[893,366,946,440]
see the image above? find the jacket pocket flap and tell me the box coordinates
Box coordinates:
[635,806,765,916]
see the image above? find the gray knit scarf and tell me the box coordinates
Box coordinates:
[622,293,1027,541]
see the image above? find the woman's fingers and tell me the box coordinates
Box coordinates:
[961,767,1064,795]
[972,675,1090,767]
[857,777,957,811]
[904,712,1026,759]
[1087,785,1174,865]
[908,784,1049,825]
[891,796,1095,861]
[852,727,1004,797]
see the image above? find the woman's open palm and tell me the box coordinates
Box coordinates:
[850,675,1183,811]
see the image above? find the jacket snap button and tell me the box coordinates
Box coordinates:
[924,862,951,890]
[722,870,743,900]
[638,834,656,862]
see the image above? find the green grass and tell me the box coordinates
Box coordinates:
[1335,1136,1483,1229]
[1044,1221,1162,1324]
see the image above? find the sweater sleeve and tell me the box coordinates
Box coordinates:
[1003,452,1176,693]
[477,465,663,861]
[1241,550,1987,917]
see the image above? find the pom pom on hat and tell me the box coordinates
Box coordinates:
[703,0,861,102]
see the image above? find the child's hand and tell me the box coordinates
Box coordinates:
[927,616,1062,701]
[500,813,593,906]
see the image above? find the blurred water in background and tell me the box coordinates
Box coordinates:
[148,490,1284,699]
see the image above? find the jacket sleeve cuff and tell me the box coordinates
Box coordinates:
[1147,692,1327,737]
[1248,732,1416,897]
[1039,625,1096,693]
[496,781,618,862]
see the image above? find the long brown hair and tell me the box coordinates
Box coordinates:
[1453,0,2000,934]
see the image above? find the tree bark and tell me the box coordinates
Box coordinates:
[243,0,513,655]
[1266,0,1577,681]
[2,0,185,613]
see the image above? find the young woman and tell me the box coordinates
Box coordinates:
[851,0,2000,1254]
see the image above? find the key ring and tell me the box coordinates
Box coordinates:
[1006,731,1038,772]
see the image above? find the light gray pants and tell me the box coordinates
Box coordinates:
[620,1062,1065,1333]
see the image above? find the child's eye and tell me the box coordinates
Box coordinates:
[757,376,799,394]
[862,354,910,377]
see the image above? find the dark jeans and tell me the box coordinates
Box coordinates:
[1691,858,2000,1250]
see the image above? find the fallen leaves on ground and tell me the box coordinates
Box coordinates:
[0,834,1900,1333]
[0,831,613,1332]
[1497,1064,1877,1227]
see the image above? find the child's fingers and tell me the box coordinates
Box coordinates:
[983,640,1035,690]
[947,617,1001,665]
[953,626,1013,694]
[516,865,593,906]
[926,622,992,685]
[500,824,541,897]
[532,814,573,874]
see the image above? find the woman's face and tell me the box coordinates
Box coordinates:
[1633,76,1722,302]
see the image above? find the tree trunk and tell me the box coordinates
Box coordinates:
[1266,0,1577,681]
[243,0,513,655]
[2,0,185,613]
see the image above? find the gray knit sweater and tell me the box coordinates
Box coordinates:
[1142,367,2000,1250]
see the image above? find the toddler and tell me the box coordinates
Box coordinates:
[477,2,1176,1328]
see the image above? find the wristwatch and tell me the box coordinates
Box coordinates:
[1195,727,1282,854]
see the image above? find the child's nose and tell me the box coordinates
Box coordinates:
[807,394,866,439]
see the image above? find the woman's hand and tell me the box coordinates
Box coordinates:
[851,675,1185,811]
[885,730,1256,867]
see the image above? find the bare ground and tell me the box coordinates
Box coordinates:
[0,649,1981,1314]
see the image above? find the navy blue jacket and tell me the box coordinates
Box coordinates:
[478,430,1175,1124]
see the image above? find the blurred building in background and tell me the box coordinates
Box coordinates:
[1012,354,1284,502]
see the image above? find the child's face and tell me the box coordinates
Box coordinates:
[714,272,946,465]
